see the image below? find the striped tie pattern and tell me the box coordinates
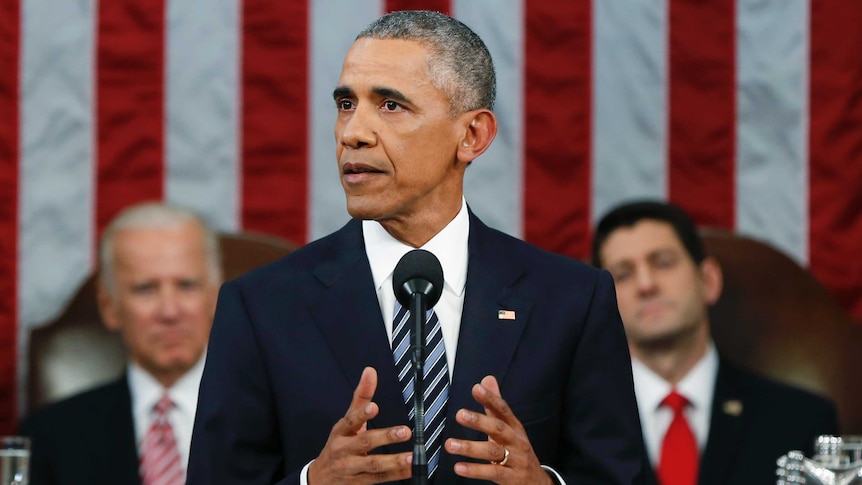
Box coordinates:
[139,395,185,485]
[392,301,450,477]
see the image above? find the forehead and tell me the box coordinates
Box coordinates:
[112,223,207,271]
[601,220,686,264]
[338,37,434,91]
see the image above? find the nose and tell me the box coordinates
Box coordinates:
[157,287,181,321]
[337,104,377,150]
[635,266,659,296]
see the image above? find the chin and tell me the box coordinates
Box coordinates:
[345,200,384,221]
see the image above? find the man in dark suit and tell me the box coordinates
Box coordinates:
[591,200,839,485]
[188,10,649,485]
[20,202,223,485]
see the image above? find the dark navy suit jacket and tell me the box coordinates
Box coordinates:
[19,377,141,485]
[188,213,651,484]
[694,360,837,485]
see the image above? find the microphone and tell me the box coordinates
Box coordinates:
[392,249,444,485]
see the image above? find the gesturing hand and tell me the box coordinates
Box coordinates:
[308,367,414,485]
[445,376,554,485]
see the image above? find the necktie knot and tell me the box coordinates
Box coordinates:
[662,390,689,415]
[154,394,174,417]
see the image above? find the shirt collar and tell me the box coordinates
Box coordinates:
[363,197,469,297]
[128,352,206,418]
[631,343,718,413]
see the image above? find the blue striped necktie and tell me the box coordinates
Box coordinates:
[391,300,450,477]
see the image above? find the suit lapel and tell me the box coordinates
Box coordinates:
[105,377,144,484]
[698,362,750,485]
[309,220,411,454]
[437,213,532,481]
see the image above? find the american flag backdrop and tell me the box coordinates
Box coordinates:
[1,0,861,433]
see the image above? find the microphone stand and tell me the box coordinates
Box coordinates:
[410,291,428,485]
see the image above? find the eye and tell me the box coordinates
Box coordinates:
[654,253,677,269]
[337,99,354,111]
[177,279,202,291]
[383,100,402,112]
[612,270,632,283]
[130,282,157,295]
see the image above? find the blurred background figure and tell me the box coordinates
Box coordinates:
[592,200,838,485]
[20,202,222,485]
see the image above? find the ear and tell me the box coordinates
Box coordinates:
[699,257,723,305]
[456,109,497,164]
[97,280,122,332]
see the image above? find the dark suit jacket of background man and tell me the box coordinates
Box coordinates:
[649,359,838,485]
[19,376,141,485]
[187,211,651,484]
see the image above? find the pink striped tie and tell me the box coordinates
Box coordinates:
[139,395,185,485]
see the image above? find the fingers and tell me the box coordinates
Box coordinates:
[471,377,525,435]
[309,367,415,484]
[453,407,517,445]
[446,436,510,464]
[331,424,413,457]
[332,367,414,452]
[309,450,414,484]
[481,375,501,396]
[336,451,415,479]
[333,367,379,436]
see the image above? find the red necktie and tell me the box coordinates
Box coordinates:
[139,395,185,485]
[657,390,699,485]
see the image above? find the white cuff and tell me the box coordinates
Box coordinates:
[300,459,315,485]
[541,464,566,485]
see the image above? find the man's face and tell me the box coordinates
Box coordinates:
[333,38,470,226]
[99,222,219,386]
[599,220,717,351]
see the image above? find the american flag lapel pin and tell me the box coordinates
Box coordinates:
[722,399,743,417]
[498,309,516,320]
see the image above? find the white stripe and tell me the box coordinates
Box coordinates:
[592,0,669,222]
[735,0,808,264]
[165,0,241,232]
[308,0,382,240]
[18,0,97,416]
[455,0,524,238]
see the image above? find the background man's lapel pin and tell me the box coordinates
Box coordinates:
[722,399,743,417]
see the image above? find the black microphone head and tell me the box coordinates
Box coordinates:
[393,249,444,308]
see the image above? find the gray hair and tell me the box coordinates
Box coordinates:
[357,10,496,115]
[99,202,222,295]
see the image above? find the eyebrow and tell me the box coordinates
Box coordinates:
[331,85,412,105]
[332,86,353,101]
[373,87,411,105]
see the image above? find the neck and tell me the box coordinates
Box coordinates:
[378,199,462,248]
[632,325,710,386]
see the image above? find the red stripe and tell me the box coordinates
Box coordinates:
[523,1,592,259]
[668,0,735,229]
[809,1,862,322]
[0,0,19,434]
[386,0,450,15]
[96,1,165,235]
[241,0,308,244]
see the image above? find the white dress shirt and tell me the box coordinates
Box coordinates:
[363,197,470,373]
[128,354,205,473]
[631,344,718,466]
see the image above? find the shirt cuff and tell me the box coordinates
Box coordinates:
[542,464,566,485]
[300,459,314,485]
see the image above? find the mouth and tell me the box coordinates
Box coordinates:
[637,300,669,319]
[342,162,386,184]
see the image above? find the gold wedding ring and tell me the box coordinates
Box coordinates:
[491,447,510,466]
